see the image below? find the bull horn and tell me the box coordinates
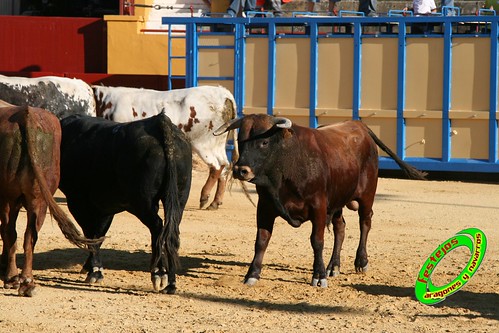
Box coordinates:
[273,117,292,129]
[213,117,243,136]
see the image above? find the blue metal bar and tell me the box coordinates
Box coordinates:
[234,22,245,117]
[167,25,173,90]
[479,9,496,16]
[267,21,276,116]
[379,157,499,173]
[197,76,235,80]
[339,11,365,17]
[489,21,498,163]
[186,22,196,88]
[309,21,319,128]
[247,11,274,18]
[442,20,452,163]
[388,10,413,17]
[396,19,407,158]
[352,21,361,120]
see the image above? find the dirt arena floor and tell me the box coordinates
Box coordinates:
[0,161,497,332]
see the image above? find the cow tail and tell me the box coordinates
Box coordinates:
[23,108,103,249]
[366,126,428,180]
[155,113,181,272]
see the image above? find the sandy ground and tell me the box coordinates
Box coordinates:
[0,161,498,333]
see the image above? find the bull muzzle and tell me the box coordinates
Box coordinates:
[233,165,255,182]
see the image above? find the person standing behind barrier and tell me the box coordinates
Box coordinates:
[227,0,256,17]
[358,0,377,16]
[412,0,437,15]
[307,0,340,16]
[263,0,283,17]
[441,0,455,15]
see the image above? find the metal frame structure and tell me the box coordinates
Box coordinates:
[162,13,499,173]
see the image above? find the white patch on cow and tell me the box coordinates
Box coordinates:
[92,85,237,170]
[0,75,96,117]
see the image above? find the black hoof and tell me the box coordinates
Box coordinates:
[160,284,176,295]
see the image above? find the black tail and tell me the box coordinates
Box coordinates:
[367,126,428,180]
[153,113,181,272]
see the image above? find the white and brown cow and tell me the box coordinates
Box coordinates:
[0,74,96,119]
[92,85,238,210]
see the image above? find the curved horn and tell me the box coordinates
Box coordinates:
[273,117,292,129]
[213,117,243,136]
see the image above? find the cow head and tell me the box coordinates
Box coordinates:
[214,114,293,185]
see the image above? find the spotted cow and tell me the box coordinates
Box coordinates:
[92,85,237,210]
[0,74,96,119]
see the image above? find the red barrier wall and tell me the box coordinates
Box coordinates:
[0,16,106,73]
[0,16,184,90]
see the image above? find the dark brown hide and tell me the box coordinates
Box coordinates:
[0,105,96,297]
[215,114,426,287]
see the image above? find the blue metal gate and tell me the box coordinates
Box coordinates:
[162,11,499,173]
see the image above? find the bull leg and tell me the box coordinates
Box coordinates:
[310,212,328,288]
[136,208,171,293]
[78,215,113,285]
[244,206,275,285]
[0,203,13,272]
[326,210,346,277]
[81,244,105,284]
[200,165,225,210]
[1,204,21,289]
[245,227,273,285]
[207,165,227,211]
[354,206,373,273]
[18,201,47,297]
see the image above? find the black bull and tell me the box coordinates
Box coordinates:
[58,113,192,294]
[215,114,427,287]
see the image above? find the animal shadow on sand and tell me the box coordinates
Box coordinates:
[19,250,361,315]
[29,248,247,276]
[351,284,499,321]
[1,248,248,295]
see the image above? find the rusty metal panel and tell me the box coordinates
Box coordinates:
[0,16,106,73]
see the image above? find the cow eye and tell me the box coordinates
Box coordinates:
[260,139,269,148]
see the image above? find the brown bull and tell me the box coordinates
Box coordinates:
[0,104,99,296]
[215,114,427,287]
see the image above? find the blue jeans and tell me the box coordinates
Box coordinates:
[227,0,256,17]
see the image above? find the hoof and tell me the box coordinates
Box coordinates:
[152,270,168,291]
[85,267,104,284]
[4,276,20,289]
[18,279,36,297]
[199,196,209,209]
[206,202,221,210]
[311,278,328,288]
[244,277,258,286]
[355,264,368,273]
[327,266,341,277]
[160,284,176,295]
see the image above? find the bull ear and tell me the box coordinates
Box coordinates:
[273,117,292,129]
[213,117,243,136]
